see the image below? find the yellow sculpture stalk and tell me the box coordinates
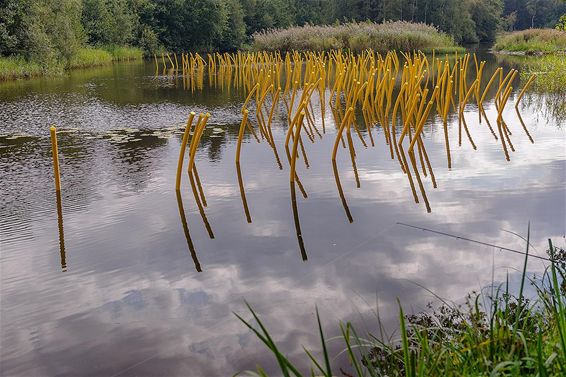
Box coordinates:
[50,126,61,192]
[175,112,196,191]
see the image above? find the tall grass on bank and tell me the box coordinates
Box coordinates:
[0,56,52,81]
[68,46,144,69]
[68,48,113,69]
[252,21,463,53]
[1,45,144,80]
[103,45,144,61]
[493,29,566,54]
[237,235,566,376]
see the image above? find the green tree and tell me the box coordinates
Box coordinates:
[219,0,246,50]
[151,0,228,51]
[0,0,26,55]
[241,0,294,34]
[470,0,503,41]
[82,0,139,46]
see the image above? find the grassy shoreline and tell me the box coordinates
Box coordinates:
[0,46,143,81]
[252,21,464,53]
[493,29,566,55]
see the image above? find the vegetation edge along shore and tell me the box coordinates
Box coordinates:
[0,46,143,81]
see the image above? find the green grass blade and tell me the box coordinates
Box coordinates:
[548,239,566,368]
[303,347,327,377]
[398,299,413,377]
[340,322,365,377]
[315,307,332,377]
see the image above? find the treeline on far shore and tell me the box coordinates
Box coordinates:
[1,0,565,81]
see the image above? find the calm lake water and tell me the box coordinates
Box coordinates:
[1,53,565,376]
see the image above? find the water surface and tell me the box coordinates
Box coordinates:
[1,56,565,376]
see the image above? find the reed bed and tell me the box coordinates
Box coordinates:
[493,29,566,54]
[252,21,463,53]
[236,236,566,376]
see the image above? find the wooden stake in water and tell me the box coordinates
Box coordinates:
[50,126,61,192]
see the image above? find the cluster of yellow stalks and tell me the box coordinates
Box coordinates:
[160,49,536,260]
[162,50,535,214]
[47,50,538,270]
[175,112,214,239]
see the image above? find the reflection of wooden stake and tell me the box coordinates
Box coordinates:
[56,190,66,271]
[50,126,61,192]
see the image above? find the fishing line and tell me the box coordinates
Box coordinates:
[397,222,553,262]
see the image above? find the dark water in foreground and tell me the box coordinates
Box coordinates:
[1,57,565,376]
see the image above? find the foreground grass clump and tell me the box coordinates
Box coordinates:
[252,21,463,53]
[237,237,566,376]
[0,56,53,81]
[493,29,566,54]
